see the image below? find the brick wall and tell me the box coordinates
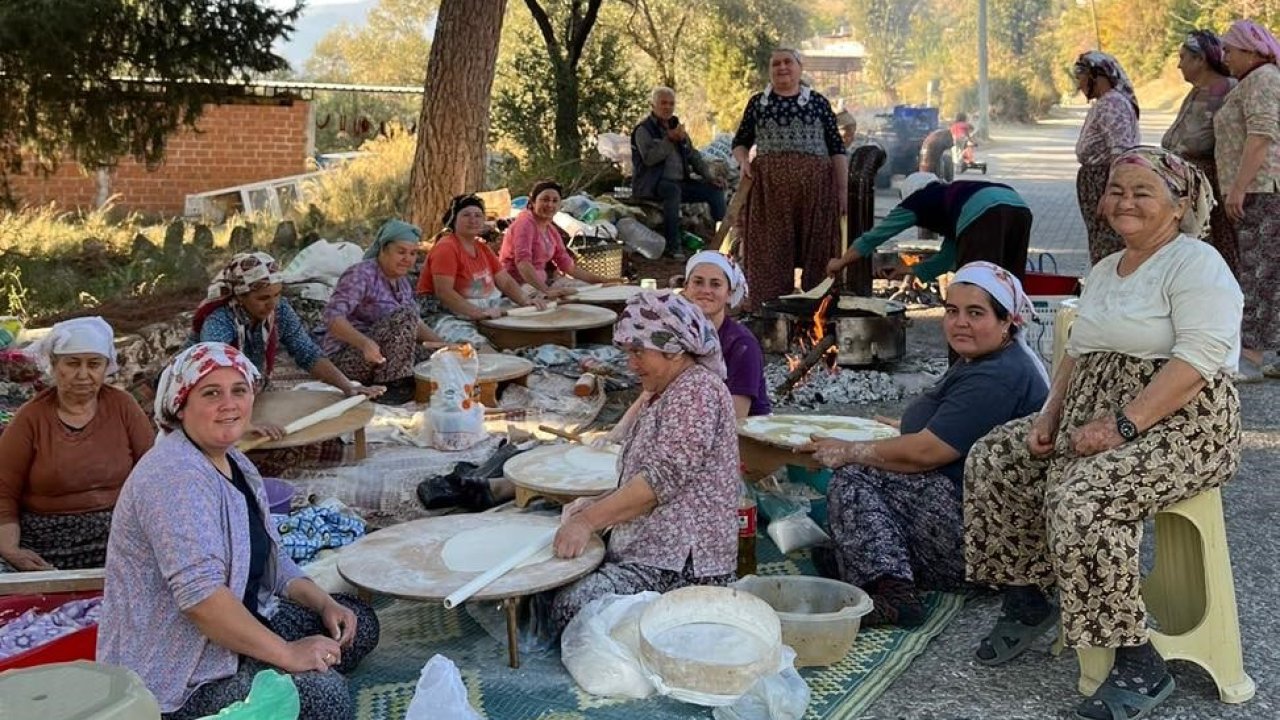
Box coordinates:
[6,99,312,217]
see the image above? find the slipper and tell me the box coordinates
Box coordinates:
[1073,673,1175,720]
[974,604,1059,666]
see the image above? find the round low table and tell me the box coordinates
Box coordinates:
[479,303,616,350]
[337,513,604,667]
[504,444,620,507]
[567,284,644,312]
[246,390,376,459]
[412,353,535,405]
[737,414,899,481]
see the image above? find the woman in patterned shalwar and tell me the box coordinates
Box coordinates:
[800,263,1048,628]
[1074,51,1141,265]
[964,147,1242,720]
[549,291,740,633]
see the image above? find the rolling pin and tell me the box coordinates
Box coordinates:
[237,394,369,452]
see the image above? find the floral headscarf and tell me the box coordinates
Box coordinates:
[192,252,284,375]
[614,290,726,378]
[154,342,260,432]
[685,251,749,309]
[25,316,118,376]
[1183,29,1230,77]
[1110,146,1214,237]
[951,262,1049,386]
[1222,20,1280,64]
[1075,51,1139,117]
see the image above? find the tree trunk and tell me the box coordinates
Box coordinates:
[553,62,583,166]
[409,0,508,229]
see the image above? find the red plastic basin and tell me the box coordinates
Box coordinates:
[0,591,100,671]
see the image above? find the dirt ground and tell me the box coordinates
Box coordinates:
[34,286,205,334]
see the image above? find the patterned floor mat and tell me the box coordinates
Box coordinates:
[349,538,963,719]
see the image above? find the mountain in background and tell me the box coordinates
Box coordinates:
[275,0,377,74]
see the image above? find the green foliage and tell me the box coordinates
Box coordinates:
[699,0,808,129]
[0,0,301,204]
[850,0,927,104]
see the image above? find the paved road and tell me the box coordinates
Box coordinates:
[858,108,1280,720]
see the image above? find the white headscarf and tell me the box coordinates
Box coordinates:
[684,251,749,308]
[24,316,118,376]
[900,172,940,201]
[950,262,1050,387]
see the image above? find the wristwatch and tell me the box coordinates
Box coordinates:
[1115,412,1139,442]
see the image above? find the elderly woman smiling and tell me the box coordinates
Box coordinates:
[964,147,1242,720]
[417,194,548,344]
[800,263,1048,628]
[549,291,740,632]
[0,317,153,571]
[322,219,444,399]
[99,343,379,719]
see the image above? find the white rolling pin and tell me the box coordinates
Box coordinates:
[442,527,557,609]
[237,393,369,452]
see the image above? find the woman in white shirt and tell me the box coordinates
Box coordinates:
[963,146,1242,720]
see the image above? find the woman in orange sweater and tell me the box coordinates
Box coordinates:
[0,317,154,571]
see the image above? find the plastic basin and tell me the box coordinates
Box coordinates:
[263,478,296,515]
[0,591,100,671]
[732,575,873,667]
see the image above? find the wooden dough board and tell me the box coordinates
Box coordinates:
[413,353,535,404]
[738,414,898,450]
[505,444,620,507]
[337,514,604,601]
[249,390,375,450]
[481,303,616,331]
[569,284,644,304]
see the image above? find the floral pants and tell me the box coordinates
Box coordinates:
[964,352,1240,648]
[328,306,431,385]
[0,511,113,572]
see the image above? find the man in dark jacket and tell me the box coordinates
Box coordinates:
[631,86,726,259]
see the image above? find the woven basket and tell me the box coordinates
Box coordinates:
[568,235,624,278]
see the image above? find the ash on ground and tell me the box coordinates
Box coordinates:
[764,362,906,408]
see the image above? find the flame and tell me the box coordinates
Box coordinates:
[812,294,834,341]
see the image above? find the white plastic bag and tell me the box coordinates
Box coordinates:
[405,654,482,720]
[427,346,486,451]
[711,647,810,720]
[766,513,831,554]
[561,591,661,699]
[280,239,364,301]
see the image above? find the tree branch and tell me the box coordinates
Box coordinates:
[522,0,564,65]
[566,0,604,69]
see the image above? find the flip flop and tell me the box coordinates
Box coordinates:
[974,604,1060,666]
[1073,674,1175,720]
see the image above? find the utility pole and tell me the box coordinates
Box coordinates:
[977,0,990,140]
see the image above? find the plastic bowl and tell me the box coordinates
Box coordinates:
[732,575,873,667]
[263,478,296,515]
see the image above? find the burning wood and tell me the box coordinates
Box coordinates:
[774,334,838,397]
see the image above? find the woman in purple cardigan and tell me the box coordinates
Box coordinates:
[98,342,379,719]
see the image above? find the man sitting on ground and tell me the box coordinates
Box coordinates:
[630,86,726,260]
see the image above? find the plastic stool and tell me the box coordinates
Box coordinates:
[1074,488,1255,703]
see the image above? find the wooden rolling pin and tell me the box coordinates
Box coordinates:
[237,394,369,452]
[538,424,582,442]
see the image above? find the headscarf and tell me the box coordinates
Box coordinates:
[614,290,726,379]
[760,49,811,108]
[900,171,940,201]
[1075,51,1139,117]
[440,194,485,232]
[1110,146,1214,237]
[1183,29,1231,77]
[950,262,1050,387]
[529,179,563,204]
[1223,20,1280,64]
[192,252,284,374]
[24,316,118,376]
[154,342,260,432]
[684,251,749,309]
[364,219,421,260]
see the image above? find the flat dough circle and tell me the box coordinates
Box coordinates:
[440,523,556,572]
[562,446,619,475]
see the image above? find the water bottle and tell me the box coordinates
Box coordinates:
[681,231,705,253]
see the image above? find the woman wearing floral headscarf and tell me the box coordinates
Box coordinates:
[99,342,379,719]
[799,262,1047,628]
[1163,30,1239,277]
[0,317,153,571]
[1074,51,1141,264]
[964,147,1242,720]
[1215,19,1280,379]
[549,291,740,633]
[192,251,379,398]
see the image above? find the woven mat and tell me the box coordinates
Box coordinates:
[348,537,963,719]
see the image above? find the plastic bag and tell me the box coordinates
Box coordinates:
[561,591,661,699]
[405,654,482,720]
[199,670,299,719]
[755,483,830,553]
[427,345,486,451]
[711,648,810,720]
[616,217,665,260]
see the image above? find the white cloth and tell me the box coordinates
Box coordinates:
[951,261,1050,386]
[684,251,748,308]
[24,316,118,375]
[1067,235,1242,380]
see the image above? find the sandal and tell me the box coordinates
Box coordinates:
[1074,673,1175,720]
[974,604,1059,666]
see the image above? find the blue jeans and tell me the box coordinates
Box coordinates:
[654,179,727,253]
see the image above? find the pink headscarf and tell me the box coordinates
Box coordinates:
[1223,20,1280,64]
[614,290,726,378]
[154,342,260,432]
